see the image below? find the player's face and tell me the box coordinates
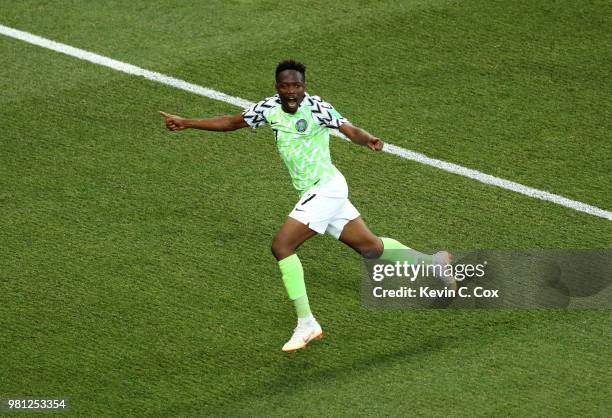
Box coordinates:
[276,70,305,113]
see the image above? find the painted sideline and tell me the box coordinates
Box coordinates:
[1,23,610,221]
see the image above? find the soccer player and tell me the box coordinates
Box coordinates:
[159,60,455,352]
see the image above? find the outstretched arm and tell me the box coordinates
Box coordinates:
[159,111,249,132]
[339,123,384,151]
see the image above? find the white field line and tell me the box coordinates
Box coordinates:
[1,24,610,221]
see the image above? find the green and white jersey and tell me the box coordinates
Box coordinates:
[242,93,349,195]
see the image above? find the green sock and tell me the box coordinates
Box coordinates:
[379,237,432,264]
[278,254,312,319]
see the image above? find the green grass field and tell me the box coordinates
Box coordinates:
[1,0,611,416]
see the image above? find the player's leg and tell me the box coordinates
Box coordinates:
[338,216,431,263]
[271,216,317,261]
[271,217,317,320]
[271,217,322,352]
[338,216,456,288]
[336,216,383,259]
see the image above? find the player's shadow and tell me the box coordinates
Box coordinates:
[273,333,456,387]
[221,329,486,412]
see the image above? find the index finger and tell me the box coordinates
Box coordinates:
[159,111,171,118]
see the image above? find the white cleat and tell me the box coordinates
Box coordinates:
[433,251,458,291]
[282,320,323,353]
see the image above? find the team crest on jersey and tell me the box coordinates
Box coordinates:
[295,119,308,133]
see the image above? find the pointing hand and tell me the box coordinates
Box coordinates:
[159,111,187,131]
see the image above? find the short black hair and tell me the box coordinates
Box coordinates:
[275,59,306,82]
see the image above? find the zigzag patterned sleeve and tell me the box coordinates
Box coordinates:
[309,96,349,129]
[241,96,277,129]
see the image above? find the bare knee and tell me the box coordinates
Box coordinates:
[360,237,384,259]
[271,234,295,261]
